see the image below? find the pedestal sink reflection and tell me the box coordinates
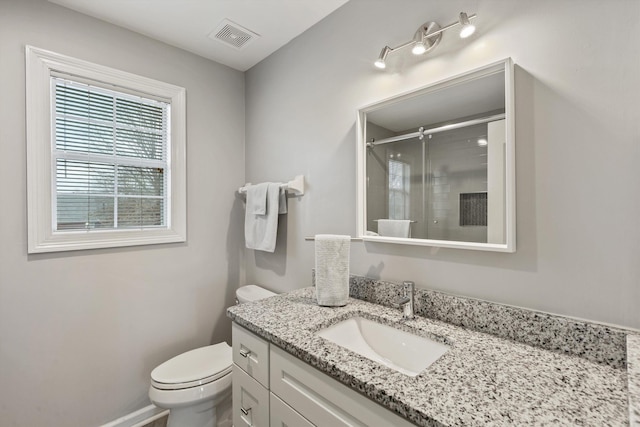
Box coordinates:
[316,316,449,377]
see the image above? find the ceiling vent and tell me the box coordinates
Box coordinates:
[209,19,260,50]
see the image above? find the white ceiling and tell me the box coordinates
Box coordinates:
[48,0,350,71]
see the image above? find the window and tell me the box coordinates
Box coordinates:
[26,46,186,253]
[53,77,168,231]
[388,158,410,220]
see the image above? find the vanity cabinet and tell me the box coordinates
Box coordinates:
[232,323,270,426]
[232,322,415,427]
[270,393,314,427]
[232,322,270,387]
[232,365,270,426]
[270,345,414,427]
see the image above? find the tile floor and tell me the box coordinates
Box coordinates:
[141,414,167,427]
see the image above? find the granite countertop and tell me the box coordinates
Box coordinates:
[227,286,635,426]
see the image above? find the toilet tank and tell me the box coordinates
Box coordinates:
[236,285,276,304]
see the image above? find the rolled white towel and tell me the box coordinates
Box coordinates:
[315,234,350,307]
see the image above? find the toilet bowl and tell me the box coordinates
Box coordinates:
[149,285,276,427]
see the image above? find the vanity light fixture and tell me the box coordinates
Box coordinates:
[374,12,477,69]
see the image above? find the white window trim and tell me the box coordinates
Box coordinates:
[26,46,187,253]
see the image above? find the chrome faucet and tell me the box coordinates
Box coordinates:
[395,281,415,320]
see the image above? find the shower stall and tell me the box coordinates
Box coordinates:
[366,114,505,243]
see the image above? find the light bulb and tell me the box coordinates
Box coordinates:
[412,42,427,55]
[477,138,488,147]
[374,46,391,69]
[460,24,476,38]
[459,12,476,38]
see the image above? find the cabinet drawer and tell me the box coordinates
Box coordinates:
[270,392,315,427]
[232,365,269,427]
[232,322,270,387]
[270,346,415,427]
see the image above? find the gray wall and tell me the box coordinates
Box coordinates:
[245,0,640,329]
[0,0,245,425]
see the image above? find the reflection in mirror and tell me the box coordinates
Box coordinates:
[357,59,515,252]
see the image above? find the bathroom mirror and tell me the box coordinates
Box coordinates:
[356,58,515,252]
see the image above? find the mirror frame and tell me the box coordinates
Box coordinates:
[356,58,515,252]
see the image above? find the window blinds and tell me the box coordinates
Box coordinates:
[52,76,169,231]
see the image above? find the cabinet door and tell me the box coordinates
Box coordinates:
[270,393,315,427]
[233,365,269,427]
[270,346,415,427]
[232,322,270,388]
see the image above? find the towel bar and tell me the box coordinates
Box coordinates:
[238,175,304,196]
[305,237,363,241]
[373,219,417,223]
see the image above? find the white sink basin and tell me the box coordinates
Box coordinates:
[316,316,449,377]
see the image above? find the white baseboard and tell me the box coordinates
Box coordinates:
[101,404,169,427]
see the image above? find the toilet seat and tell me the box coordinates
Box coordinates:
[149,370,232,409]
[151,343,232,391]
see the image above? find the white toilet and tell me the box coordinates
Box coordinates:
[149,285,276,427]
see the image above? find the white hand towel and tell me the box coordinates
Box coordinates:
[315,234,350,307]
[246,182,269,215]
[377,219,411,238]
[278,187,287,214]
[245,183,282,252]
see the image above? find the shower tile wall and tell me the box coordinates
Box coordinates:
[426,123,488,242]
